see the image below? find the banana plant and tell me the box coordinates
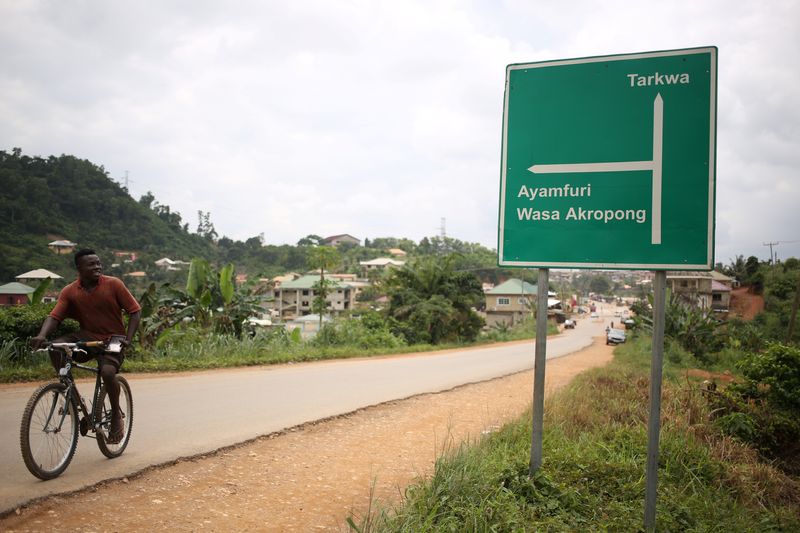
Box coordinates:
[28,278,52,305]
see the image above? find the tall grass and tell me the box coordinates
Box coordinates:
[357,334,800,531]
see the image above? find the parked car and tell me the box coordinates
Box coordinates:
[564,319,576,329]
[623,318,636,328]
[590,312,599,319]
[606,328,627,345]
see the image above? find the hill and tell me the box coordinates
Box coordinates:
[0,148,215,282]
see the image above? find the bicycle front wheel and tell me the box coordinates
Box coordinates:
[20,382,79,480]
[96,375,133,458]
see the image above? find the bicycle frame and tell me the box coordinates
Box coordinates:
[47,344,107,438]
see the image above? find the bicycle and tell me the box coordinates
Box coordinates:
[19,339,134,480]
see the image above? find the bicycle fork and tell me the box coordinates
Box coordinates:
[42,384,72,436]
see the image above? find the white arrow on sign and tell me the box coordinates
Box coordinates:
[528,93,663,245]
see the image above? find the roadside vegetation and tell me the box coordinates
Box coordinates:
[349,334,800,532]
[0,254,556,382]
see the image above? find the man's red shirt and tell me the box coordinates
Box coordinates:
[49,275,142,341]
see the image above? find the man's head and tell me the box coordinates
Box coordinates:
[74,249,102,282]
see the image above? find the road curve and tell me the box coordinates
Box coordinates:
[0,314,609,512]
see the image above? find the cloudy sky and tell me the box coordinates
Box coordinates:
[2,1,798,265]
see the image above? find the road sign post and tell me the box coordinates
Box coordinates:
[497,47,717,530]
[530,267,549,474]
[645,270,667,531]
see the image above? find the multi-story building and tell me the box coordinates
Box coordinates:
[274,275,355,319]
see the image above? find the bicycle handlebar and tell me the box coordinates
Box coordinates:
[34,341,105,358]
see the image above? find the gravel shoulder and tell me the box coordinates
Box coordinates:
[2,336,614,532]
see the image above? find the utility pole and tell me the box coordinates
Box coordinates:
[787,278,800,343]
[439,217,447,239]
[763,241,778,264]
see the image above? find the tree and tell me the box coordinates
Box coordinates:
[588,275,611,295]
[308,246,341,331]
[196,211,218,242]
[384,254,484,344]
[297,234,323,246]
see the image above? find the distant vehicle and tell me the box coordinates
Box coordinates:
[590,312,599,319]
[623,318,636,328]
[606,328,627,345]
[564,319,576,329]
[614,310,622,317]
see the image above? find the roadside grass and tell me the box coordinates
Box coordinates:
[351,334,800,532]
[0,320,559,383]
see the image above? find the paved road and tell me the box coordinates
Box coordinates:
[0,314,610,512]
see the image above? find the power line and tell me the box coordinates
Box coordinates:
[764,239,800,263]
[763,241,779,264]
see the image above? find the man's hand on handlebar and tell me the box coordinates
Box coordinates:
[30,335,47,350]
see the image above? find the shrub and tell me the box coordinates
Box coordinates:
[312,316,406,349]
[712,343,800,474]
[0,304,79,361]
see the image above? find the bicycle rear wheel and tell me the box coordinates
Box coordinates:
[20,382,79,480]
[95,375,133,458]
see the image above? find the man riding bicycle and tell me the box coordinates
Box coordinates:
[30,249,141,443]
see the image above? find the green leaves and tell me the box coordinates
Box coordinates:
[384,254,485,344]
[219,264,235,305]
[28,278,52,305]
[140,259,260,344]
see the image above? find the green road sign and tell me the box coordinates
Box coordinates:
[498,47,717,270]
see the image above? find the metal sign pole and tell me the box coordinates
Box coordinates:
[530,267,549,474]
[644,270,667,530]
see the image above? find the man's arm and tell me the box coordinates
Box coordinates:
[124,311,141,347]
[30,317,61,349]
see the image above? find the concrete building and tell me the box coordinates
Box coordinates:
[484,279,538,328]
[274,275,355,319]
[666,271,713,309]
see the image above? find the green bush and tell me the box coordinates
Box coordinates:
[0,304,79,360]
[713,343,800,474]
[732,343,800,411]
[312,315,406,349]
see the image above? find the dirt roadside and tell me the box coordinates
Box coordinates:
[2,337,614,532]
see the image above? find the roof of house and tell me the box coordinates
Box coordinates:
[289,313,333,324]
[387,248,407,256]
[359,257,405,267]
[0,282,35,295]
[278,275,350,290]
[322,234,360,243]
[48,240,76,247]
[272,273,300,285]
[711,280,732,292]
[666,271,713,279]
[16,269,63,280]
[710,270,734,282]
[486,279,538,295]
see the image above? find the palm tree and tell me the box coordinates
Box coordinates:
[384,255,484,344]
[307,246,341,331]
